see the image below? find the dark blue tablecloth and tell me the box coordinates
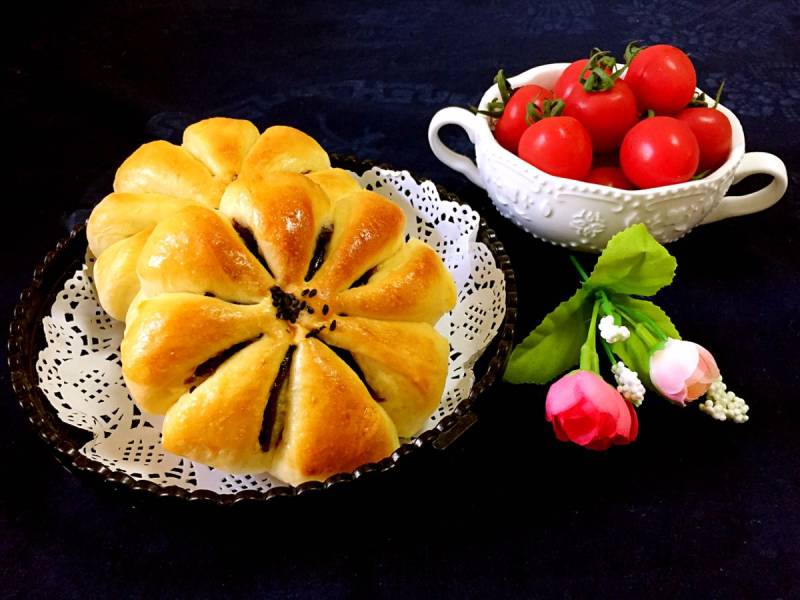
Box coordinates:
[3,2,799,598]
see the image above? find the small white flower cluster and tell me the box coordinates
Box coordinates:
[700,377,749,423]
[599,315,630,344]
[612,361,645,407]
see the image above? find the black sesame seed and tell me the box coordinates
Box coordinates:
[309,289,318,297]
[330,320,337,331]
[301,289,309,297]
[306,306,314,314]
[322,304,329,315]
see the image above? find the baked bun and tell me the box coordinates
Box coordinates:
[87,118,347,320]
[89,119,457,484]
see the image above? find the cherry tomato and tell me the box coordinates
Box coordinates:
[553,57,636,152]
[554,60,590,101]
[585,166,634,189]
[620,116,699,188]
[624,44,697,114]
[554,58,616,99]
[493,84,553,152]
[562,78,638,152]
[517,116,592,180]
[676,106,732,173]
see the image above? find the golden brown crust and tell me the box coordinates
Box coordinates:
[182,117,260,181]
[161,336,290,473]
[137,205,274,303]
[320,317,449,437]
[334,239,456,323]
[239,125,330,182]
[121,294,278,414]
[114,140,226,207]
[269,338,398,484]
[90,119,458,484]
[305,168,362,204]
[219,173,330,287]
[93,227,152,321]
[310,191,406,293]
[87,192,197,257]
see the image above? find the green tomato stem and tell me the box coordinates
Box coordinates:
[494,69,513,104]
[624,40,644,65]
[713,80,725,109]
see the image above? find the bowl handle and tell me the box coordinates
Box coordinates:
[700,152,788,224]
[428,107,484,188]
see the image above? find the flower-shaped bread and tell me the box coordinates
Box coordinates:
[86,118,456,484]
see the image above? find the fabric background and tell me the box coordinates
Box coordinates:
[3,2,799,598]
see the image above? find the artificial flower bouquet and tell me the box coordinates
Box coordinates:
[503,224,747,450]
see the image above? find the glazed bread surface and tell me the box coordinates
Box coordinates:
[91,118,457,484]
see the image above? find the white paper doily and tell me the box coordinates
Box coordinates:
[36,167,506,494]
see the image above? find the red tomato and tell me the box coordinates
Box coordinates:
[562,78,638,152]
[675,107,732,173]
[585,166,634,189]
[517,116,592,180]
[620,117,699,188]
[493,84,553,152]
[554,58,614,100]
[554,60,589,101]
[624,45,697,114]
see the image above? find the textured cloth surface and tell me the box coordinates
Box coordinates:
[3,2,799,598]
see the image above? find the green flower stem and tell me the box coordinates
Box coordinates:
[616,307,638,328]
[600,338,617,365]
[569,255,590,282]
[616,304,668,342]
[632,322,661,354]
[595,289,618,323]
[579,299,602,373]
[569,256,620,325]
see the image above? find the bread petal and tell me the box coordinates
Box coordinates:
[306,168,361,204]
[182,117,260,182]
[320,317,449,437]
[162,336,290,473]
[137,205,273,303]
[219,173,330,287]
[93,226,152,321]
[121,293,279,414]
[239,125,330,181]
[269,338,398,485]
[114,140,225,207]
[334,239,456,324]
[309,191,405,293]
[87,192,197,257]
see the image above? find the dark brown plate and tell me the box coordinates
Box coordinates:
[7,155,517,507]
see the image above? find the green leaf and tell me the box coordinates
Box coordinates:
[503,288,592,384]
[585,224,677,296]
[610,296,680,388]
[612,322,658,388]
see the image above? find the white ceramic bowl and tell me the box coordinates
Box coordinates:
[429,63,788,252]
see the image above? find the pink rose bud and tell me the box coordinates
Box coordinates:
[545,370,639,451]
[649,338,720,405]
